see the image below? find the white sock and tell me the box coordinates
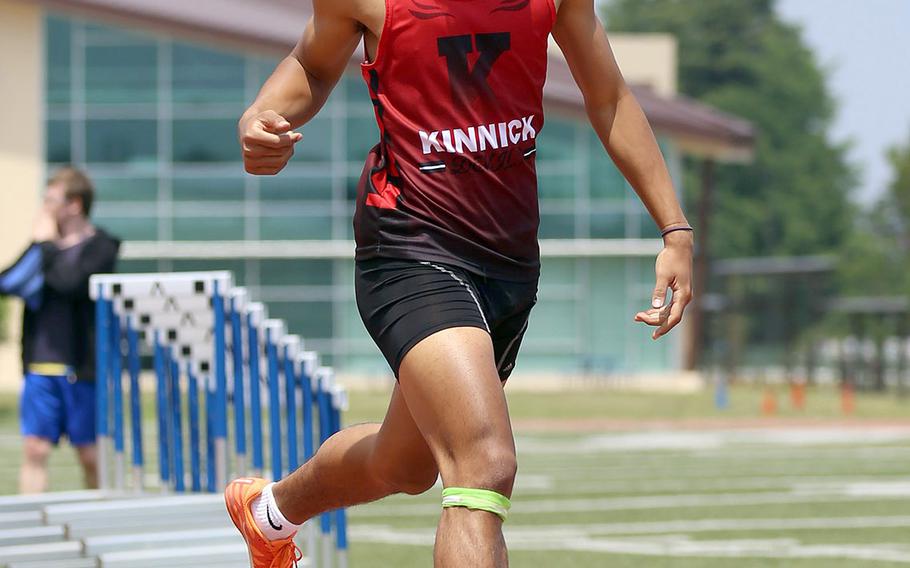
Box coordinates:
[250,482,301,541]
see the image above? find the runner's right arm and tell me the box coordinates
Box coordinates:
[239,0,364,175]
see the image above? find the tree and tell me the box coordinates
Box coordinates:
[838,131,910,297]
[605,0,856,259]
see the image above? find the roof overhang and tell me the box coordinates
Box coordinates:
[38,0,755,163]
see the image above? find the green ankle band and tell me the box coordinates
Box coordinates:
[441,487,512,522]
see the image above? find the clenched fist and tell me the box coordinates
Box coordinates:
[239,110,303,175]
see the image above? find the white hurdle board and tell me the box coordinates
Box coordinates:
[89,272,235,492]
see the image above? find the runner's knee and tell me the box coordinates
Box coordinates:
[442,442,517,496]
[371,453,439,496]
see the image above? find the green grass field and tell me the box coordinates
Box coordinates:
[1,386,909,566]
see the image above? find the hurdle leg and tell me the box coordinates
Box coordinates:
[170,353,185,493]
[231,298,248,478]
[284,346,299,473]
[126,317,144,493]
[206,378,217,493]
[95,291,112,492]
[213,282,229,490]
[188,363,202,493]
[111,313,126,492]
[247,317,265,478]
[153,334,171,493]
[266,331,283,481]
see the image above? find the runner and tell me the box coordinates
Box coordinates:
[225,0,693,565]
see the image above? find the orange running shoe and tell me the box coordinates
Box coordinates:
[225,477,302,568]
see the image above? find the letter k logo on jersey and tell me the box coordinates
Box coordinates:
[438,33,511,105]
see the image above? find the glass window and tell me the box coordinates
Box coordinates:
[590,211,626,239]
[538,172,575,200]
[537,118,576,162]
[46,17,71,105]
[93,176,158,202]
[339,215,355,239]
[47,119,72,164]
[526,299,578,342]
[86,120,158,164]
[344,75,371,104]
[260,214,333,240]
[84,22,150,43]
[171,259,247,285]
[291,118,334,163]
[85,44,157,105]
[589,133,627,200]
[173,119,239,162]
[346,114,379,161]
[173,177,245,202]
[266,301,334,339]
[540,258,577,286]
[539,213,576,239]
[95,215,157,241]
[260,175,333,202]
[626,203,656,239]
[117,259,160,274]
[259,260,334,287]
[173,216,245,241]
[256,57,282,85]
[346,175,362,201]
[172,44,245,104]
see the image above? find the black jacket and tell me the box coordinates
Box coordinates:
[7,229,121,381]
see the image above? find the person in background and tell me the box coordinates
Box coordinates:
[0,167,120,493]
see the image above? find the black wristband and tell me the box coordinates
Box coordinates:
[660,226,694,238]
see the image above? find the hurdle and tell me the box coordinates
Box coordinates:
[88,271,350,566]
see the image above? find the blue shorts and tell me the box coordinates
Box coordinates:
[20,373,96,446]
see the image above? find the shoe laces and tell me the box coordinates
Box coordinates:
[270,540,303,568]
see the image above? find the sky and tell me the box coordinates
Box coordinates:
[595,0,910,204]
[776,0,910,204]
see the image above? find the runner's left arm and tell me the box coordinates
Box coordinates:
[552,0,693,340]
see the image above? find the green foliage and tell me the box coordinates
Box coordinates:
[838,131,910,297]
[605,0,856,258]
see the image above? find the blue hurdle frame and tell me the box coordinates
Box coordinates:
[90,271,350,565]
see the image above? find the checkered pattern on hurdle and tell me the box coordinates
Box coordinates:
[88,271,349,568]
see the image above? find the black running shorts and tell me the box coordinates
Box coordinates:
[355,258,538,380]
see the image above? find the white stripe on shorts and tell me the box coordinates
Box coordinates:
[420,262,490,333]
[496,317,530,372]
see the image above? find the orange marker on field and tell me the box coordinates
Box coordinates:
[841,383,855,416]
[761,387,778,416]
[790,382,806,411]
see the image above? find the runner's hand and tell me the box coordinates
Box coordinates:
[32,204,59,242]
[634,231,693,340]
[239,110,303,175]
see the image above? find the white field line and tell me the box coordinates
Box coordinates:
[352,486,910,518]
[513,475,910,496]
[353,515,910,538]
[520,447,910,465]
[520,461,910,480]
[516,429,910,454]
[525,536,910,563]
[348,525,910,562]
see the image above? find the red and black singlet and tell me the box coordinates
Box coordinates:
[353,0,557,281]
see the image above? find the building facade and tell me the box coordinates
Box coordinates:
[0,0,753,386]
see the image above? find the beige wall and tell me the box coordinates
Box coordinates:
[550,33,678,98]
[0,0,44,391]
[609,34,678,97]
